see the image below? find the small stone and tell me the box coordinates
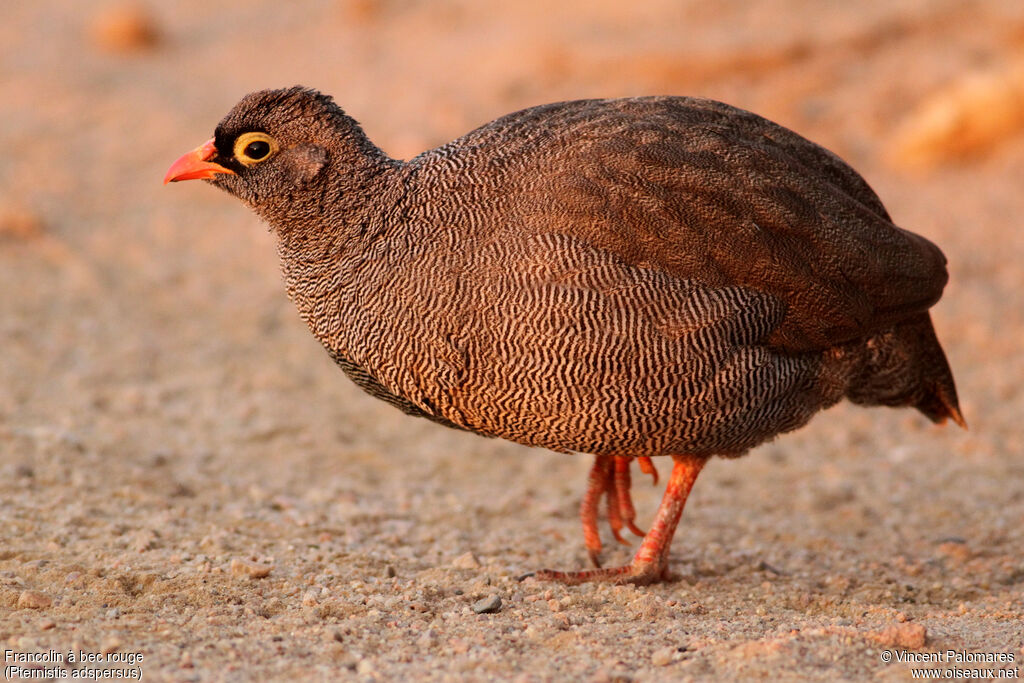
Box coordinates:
[874,622,927,649]
[356,659,376,676]
[937,541,972,563]
[418,629,439,648]
[134,530,158,553]
[39,620,56,631]
[448,638,470,654]
[302,589,319,607]
[106,608,121,619]
[472,595,502,614]
[18,590,53,609]
[90,3,161,53]
[0,204,44,240]
[452,552,481,569]
[340,0,387,24]
[589,667,634,683]
[230,558,272,579]
[651,646,676,667]
[101,638,122,655]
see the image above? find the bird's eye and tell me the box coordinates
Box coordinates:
[245,141,269,159]
[233,132,278,165]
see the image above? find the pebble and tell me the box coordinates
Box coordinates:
[937,541,972,563]
[101,638,122,655]
[448,638,470,654]
[452,552,481,569]
[89,3,160,53]
[0,204,44,240]
[134,529,158,553]
[230,558,272,579]
[472,595,502,614]
[39,620,56,631]
[417,629,439,648]
[18,590,53,609]
[340,0,387,24]
[651,646,676,667]
[874,622,927,649]
[590,667,634,682]
[302,589,320,607]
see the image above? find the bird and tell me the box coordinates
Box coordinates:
[165,87,964,585]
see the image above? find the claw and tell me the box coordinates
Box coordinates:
[625,518,646,538]
[637,456,659,485]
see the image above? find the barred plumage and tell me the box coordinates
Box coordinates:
[166,86,963,584]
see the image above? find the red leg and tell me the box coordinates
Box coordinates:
[606,473,629,546]
[613,457,646,538]
[630,454,703,571]
[536,454,707,585]
[580,455,613,567]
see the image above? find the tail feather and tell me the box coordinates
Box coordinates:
[916,380,967,429]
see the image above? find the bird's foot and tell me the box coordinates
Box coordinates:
[581,455,661,567]
[540,454,706,585]
[534,560,669,586]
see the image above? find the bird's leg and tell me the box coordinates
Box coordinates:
[629,454,704,574]
[580,455,614,567]
[613,457,646,539]
[606,471,628,546]
[535,454,706,585]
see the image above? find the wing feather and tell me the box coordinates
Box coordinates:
[451,97,949,352]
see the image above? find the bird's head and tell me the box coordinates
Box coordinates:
[165,86,390,225]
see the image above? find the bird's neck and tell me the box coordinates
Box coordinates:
[271,157,407,350]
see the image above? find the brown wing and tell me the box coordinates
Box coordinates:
[457,97,949,352]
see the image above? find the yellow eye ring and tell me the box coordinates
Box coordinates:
[233,132,278,165]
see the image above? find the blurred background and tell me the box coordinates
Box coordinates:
[1,1,1022,680]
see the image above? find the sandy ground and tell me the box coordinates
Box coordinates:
[2,1,1024,681]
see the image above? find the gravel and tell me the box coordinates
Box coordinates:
[2,1,1023,681]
